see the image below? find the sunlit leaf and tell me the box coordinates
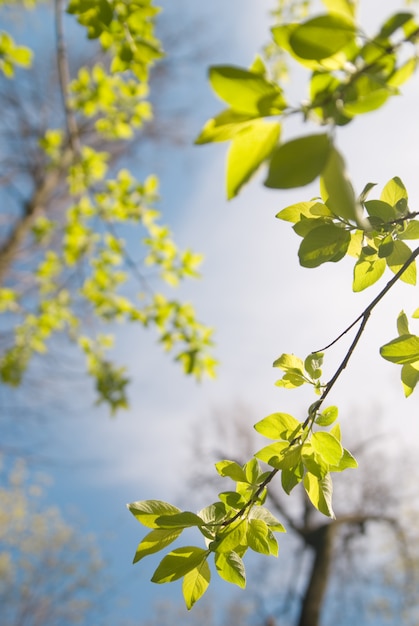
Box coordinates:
[151,547,208,583]
[226,120,280,199]
[289,13,356,60]
[265,134,331,189]
[298,224,351,268]
[182,560,211,609]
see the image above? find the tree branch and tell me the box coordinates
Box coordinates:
[55,0,80,155]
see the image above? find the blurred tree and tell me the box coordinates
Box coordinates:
[0,457,107,626]
[0,0,216,415]
[187,405,419,626]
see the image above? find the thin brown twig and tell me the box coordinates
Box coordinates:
[55,0,81,155]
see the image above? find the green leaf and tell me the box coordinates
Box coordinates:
[342,75,392,116]
[254,412,300,441]
[226,120,280,199]
[151,547,208,583]
[265,134,331,189]
[127,500,181,528]
[249,506,286,532]
[311,431,343,465]
[247,519,278,556]
[401,363,419,397]
[133,528,182,564]
[365,200,396,223]
[208,65,286,115]
[315,405,338,427]
[217,520,248,553]
[214,551,246,588]
[303,472,335,518]
[276,201,331,223]
[273,353,304,372]
[289,13,356,60]
[304,352,323,379]
[353,255,386,292]
[399,221,419,240]
[155,512,204,529]
[215,460,247,482]
[397,310,410,336]
[320,147,360,223]
[182,560,211,609]
[281,462,304,494]
[255,441,290,467]
[386,240,416,284]
[380,176,408,209]
[379,12,415,37]
[380,334,419,364]
[195,109,257,144]
[198,502,227,527]
[388,57,417,88]
[321,0,356,18]
[330,448,358,471]
[298,224,351,268]
[301,442,329,479]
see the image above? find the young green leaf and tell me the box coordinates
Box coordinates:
[249,506,286,532]
[380,176,408,209]
[182,560,211,609]
[380,334,419,364]
[303,472,335,518]
[151,547,209,583]
[386,240,416,285]
[247,519,278,556]
[311,431,343,465]
[289,13,356,60]
[320,146,360,223]
[265,134,331,189]
[353,255,386,292]
[254,412,300,441]
[214,551,246,588]
[133,528,183,564]
[194,109,257,145]
[154,512,204,529]
[298,224,351,268]
[216,520,248,553]
[208,65,286,115]
[397,310,410,336]
[315,405,338,427]
[329,448,358,472]
[401,363,419,397]
[215,460,247,482]
[127,500,181,528]
[226,120,280,199]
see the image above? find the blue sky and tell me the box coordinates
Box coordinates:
[3,0,419,624]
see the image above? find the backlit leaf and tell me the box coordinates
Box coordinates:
[182,560,211,609]
[303,472,335,518]
[353,256,386,292]
[311,431,343,465]
[227,120,280,199]
[208,65,286,115]
[265,134,331,189]
[380,334,419,364]
[320,147,360,223]
[386,240,416,284]
[127,500,181,528]
[133,528,182,563]
[289,13,356,60]
[214,551,246,588]
[151,547,208,583]
[298,224,351,268]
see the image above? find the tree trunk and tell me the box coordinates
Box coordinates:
[297,524,336,626]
